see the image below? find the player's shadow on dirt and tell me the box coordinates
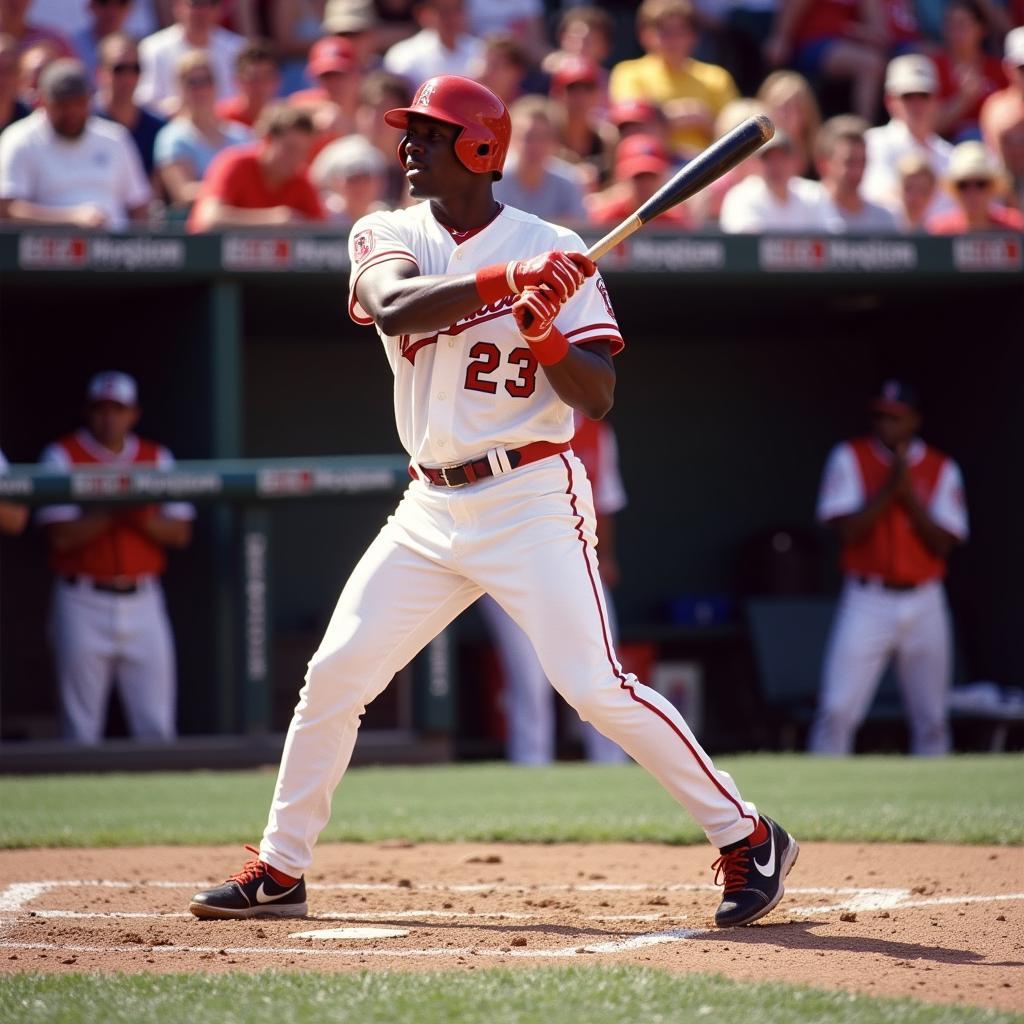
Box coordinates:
[700,921,1024,968]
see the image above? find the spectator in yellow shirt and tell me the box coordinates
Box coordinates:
[608,0,738,156]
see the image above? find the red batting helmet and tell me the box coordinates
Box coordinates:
[384,76,512,179]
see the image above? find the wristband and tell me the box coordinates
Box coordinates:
[527,325,570,366]
[475,263,514,305]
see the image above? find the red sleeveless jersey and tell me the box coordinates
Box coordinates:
[49,433,167,580]
[840,437,947,585]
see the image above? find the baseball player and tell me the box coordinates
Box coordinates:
[809,380,969,756]
[481,410,629,764]
[190,76,798,928]
[37,372,194,744]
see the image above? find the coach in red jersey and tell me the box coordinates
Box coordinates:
[809,380,969,756]
[37,372,194,744]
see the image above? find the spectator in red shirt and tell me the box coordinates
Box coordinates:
[187,103,325,231]
[766,0,887,122]
[0,0,75,58]
[927,140,1024,232]
[216,41,281,129]
[289,36,364,157]
[934,0,1006,143]
[588,133,690,228]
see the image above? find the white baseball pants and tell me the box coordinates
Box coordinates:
[479,590,628,765]
[49,577,177,743]
[261,454,757,876]
[808,577,952,756]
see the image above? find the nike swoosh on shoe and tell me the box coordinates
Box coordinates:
[254,881,301,904]
[753,831,776,877]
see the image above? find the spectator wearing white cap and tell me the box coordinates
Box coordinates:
[815,115,899,233]
[310,134,388,224]
[37,372,195,745]
[862,54,955,220]
[0,58,150,229]
[927,140,1024,233]
[0,449,28,536]
[719,128,826,233]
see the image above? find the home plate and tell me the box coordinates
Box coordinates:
[289,927,410,940]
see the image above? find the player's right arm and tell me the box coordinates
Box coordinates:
[818,443,901,546]
[36,444,115,553]
[355,259,493,338]
[354,249,595,337]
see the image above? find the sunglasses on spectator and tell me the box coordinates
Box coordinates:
[183,74,215,88]
[110,62,141,74]
[899,92,932,101]
[955,178,992,191]
[95,0,131,6]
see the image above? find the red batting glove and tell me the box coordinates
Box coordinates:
[476,250,596,306]
[512,286,569,365]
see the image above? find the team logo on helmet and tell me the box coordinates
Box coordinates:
[352,229,374,263]
[417,82,437,108]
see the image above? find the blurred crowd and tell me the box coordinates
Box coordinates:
[0,0,1023,234]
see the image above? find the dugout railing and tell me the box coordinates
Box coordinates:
[0,456,465,768]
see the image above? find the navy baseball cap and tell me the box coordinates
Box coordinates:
[872,379,921,414]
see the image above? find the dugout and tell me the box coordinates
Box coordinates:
[0,229,1021,756]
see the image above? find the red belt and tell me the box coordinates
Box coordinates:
[414,441,570,488]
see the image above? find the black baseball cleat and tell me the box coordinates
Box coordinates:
[712,816,799,927]
[189,846,308,920]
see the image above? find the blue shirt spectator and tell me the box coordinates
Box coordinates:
[154,113,250,180]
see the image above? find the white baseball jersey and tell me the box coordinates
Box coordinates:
[348,201,623,468]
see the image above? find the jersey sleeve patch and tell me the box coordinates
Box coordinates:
[352,228,374,264]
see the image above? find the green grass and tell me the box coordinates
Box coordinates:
[0,755,1021,848]
[1,969,1020,1024]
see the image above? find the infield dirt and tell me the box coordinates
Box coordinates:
[1,842,1021,1012]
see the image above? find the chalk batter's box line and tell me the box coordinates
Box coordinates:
[1,881,1023,923]
[1,881,1022,963]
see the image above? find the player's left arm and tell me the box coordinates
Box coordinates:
[540,341,616,421]
[899,457,968,558]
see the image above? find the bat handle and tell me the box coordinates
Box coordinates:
[585,214,643,263]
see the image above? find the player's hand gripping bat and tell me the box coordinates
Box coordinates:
[584,114,776,262]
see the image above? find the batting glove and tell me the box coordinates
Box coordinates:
[476,250,596,306]
[512,286,569,365]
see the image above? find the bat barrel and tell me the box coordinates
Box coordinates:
[635,115,775,226]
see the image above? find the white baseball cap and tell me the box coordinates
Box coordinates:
[87,370,137,406]
[885,54,938,96]
[1006,26,1024,66]
[947,140,1001,182]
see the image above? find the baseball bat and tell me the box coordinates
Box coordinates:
[584,114,775,262]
